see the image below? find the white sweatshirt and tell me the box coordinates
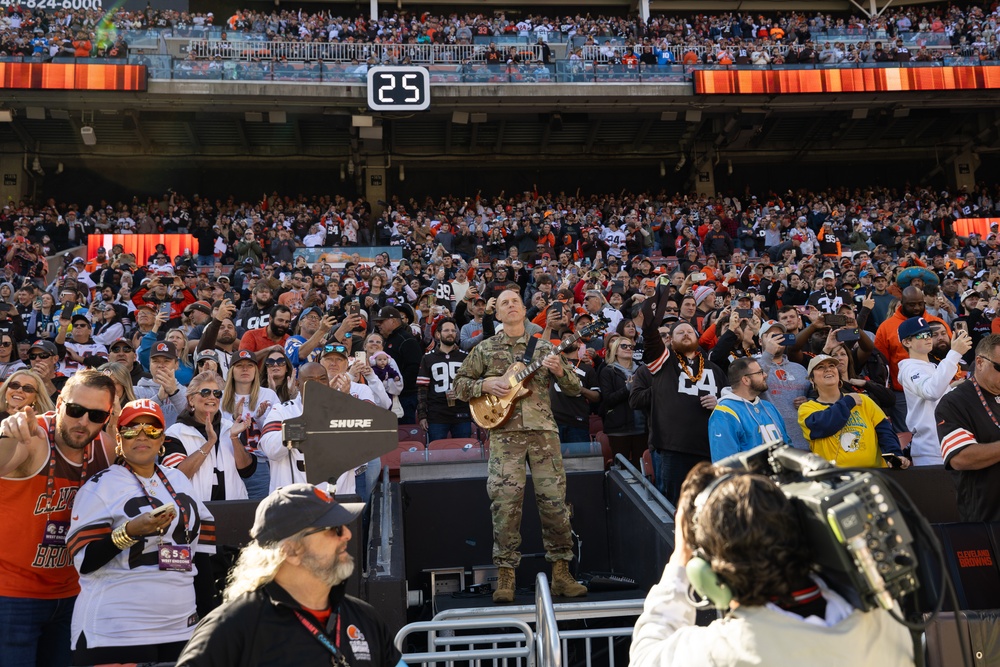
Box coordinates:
[899,350,963,466]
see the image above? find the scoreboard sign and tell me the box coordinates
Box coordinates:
[366,66,430,112]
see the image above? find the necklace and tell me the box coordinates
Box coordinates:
[137,473,159,490]
[677,351,705,382]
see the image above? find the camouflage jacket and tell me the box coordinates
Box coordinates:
[454,329,581,432]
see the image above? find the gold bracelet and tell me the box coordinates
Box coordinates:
[112,523,138,550]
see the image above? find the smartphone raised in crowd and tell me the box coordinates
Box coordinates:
[824,314,849,327]
[836,328,861,343]
[159,302,172,317]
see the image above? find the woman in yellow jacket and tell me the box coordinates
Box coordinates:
[797,355,907,468]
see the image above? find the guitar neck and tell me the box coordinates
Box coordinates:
[513,333,583,383]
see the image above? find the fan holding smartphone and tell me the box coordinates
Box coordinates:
[66,399,217,664]
[898,317,972,466]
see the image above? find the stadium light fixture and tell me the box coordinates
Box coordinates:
[340,164,346,182]
[80,126,97,146]
[659,161,666,177]
[25,107,45,120]
[399,164,405,181]
[451,111,469,125]
[851,108,868,120]
[352,115,373,128]
[685,109,702,123]
[0,110,13,122]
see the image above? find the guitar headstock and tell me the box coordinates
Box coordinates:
[578,316,611,338]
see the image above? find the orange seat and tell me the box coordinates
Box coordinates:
[382,440,424,482]
[428,438,480,450]
[398,424,427,444]
[641,449,654,483]
[589,414,604,436]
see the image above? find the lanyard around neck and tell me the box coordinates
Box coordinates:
[293,609,348,666]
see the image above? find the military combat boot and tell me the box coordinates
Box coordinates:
[493,566,516,603]
[550,560,587,598]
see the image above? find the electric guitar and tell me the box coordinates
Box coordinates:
[470,317,609,429]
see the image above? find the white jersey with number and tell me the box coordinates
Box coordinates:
[60,340,109,374]
[67,464,215,649]
[259,394,366,495]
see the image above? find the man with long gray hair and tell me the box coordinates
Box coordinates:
[176,483,404,666]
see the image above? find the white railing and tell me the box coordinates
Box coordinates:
[394,617,535,666]
[186,40,544,64]
[535,573,562,667]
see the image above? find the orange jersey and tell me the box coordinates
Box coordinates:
[0,414,112,599]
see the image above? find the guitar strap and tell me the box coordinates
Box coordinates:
[521,334,540,366]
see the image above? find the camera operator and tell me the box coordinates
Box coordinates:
[629,463,914,666]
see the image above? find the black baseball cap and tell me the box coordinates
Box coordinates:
[250,483,363,545]
[373,306,403,322]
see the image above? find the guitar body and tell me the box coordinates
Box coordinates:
[470,362,532,429]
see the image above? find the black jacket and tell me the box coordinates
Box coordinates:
[384,324,423,396]
[599,363,642,435]
[176,581,401,667]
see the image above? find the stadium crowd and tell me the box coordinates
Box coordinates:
[2,2,1000,62]
[3,180,1000,662]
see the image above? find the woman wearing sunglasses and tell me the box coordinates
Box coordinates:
[67,399,215,665]
[221,350,279,500]
[598,335,648,469]
[0,332,26,380]
[263,351,296,403]
[0,369,53,420]
[163,371,254,502]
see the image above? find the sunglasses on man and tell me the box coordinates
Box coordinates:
[64,402,111,423]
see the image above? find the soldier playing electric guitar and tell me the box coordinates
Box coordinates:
[453,290,588,604]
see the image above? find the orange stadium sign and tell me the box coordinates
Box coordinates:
[88,234,196,263]
[694,65,1000,95]
[0,63,146,91]
[954,218,1000,238]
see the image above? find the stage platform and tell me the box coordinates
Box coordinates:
[432,587,646,620]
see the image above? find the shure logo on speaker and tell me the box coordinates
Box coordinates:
[328,419,374,429]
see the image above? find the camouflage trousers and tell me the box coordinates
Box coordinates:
[487,429,573,568]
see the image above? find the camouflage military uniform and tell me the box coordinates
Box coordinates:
[454,329,582,568]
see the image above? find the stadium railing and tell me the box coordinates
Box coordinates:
[139,56,1000,82]
[184,40,545,64]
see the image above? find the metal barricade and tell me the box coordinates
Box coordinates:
[534,573,561,667]
[394,617,535,666]
[430,591,644,667]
